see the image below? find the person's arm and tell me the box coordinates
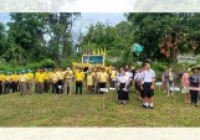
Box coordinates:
[181,74,185,87]
[151,71,156,89]
[139,73,144,90]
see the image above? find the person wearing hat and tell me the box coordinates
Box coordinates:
[4,71,11,94]
[0,71,5,94]
[19,70,28,95]
[26,69,34,94]
[63,67,74,95]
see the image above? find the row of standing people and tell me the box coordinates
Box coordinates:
[161,66,200,106]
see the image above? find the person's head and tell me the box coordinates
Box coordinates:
[193,68,198,74]
[66,67,71,71]
[97,67,101,72]
[121,69,125,76]
[168,67,172,72]
[125,65,129,69]
[77,67,82,72]
[40,69,43,73]
[144,63,151,70]
[44,68,48,72]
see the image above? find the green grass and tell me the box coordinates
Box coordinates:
[0,88,200,127]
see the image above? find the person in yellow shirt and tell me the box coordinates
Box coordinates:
[26,69,34,94]
[98,68,108,94]
[51,69,58,94]
[4,72,11,94]
[56,68,64,94]
[75,67,84,94]
[110,67,117,88]
[19,70,28,95]
[86,71,94,94]
[43,68,51,93]
[63,67,74,95]
[0,71,5,94]
[35,69,40,93]
[11,71,19,93]
[35,69,45,94]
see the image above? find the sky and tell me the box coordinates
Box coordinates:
[0,12,126,43]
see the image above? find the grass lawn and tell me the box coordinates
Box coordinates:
[0,88,200,127]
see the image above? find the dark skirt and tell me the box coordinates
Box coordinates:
[118,83,129,100]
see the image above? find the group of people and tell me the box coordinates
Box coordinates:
[162,66,200,107]
[0,62,156,109]
[1,62,200,108]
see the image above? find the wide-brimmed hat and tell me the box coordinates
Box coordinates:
[190,65,200,71]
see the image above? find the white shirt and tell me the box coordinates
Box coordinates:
[140,69,155,83]
[118,75,129,84]
[134,72,140,81]
[125,71,133,78]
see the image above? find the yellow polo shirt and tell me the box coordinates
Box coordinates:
[0,74,5,82]
[51,72,58,83]
[43,72,51,80]
[75,72,84,82]
[66,70,74,79]
[56,71,63,80]
[5,75,11,82]
[20,74,27,82]
[87,74,93,86]
[36,73,45,83]
[27,72,34,80]
[96,72,101,82]
[11,74,19,82]
[99,72,108,83]
[111,70,117,79]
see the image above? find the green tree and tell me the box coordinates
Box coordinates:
[6,13,48,64]
[0,22,6,56]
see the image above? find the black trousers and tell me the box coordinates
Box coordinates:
[44,81,50,93]
[190,90,199,104]
[76,81,83,94]
[12,82,18,93]
[99,82,106,94]
[110,79,116,88]
[52,83,57,94]
[4,82,11,94]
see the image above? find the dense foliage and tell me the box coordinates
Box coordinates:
[1,13,200,70]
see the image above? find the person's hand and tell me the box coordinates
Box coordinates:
[150,85,154,90]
